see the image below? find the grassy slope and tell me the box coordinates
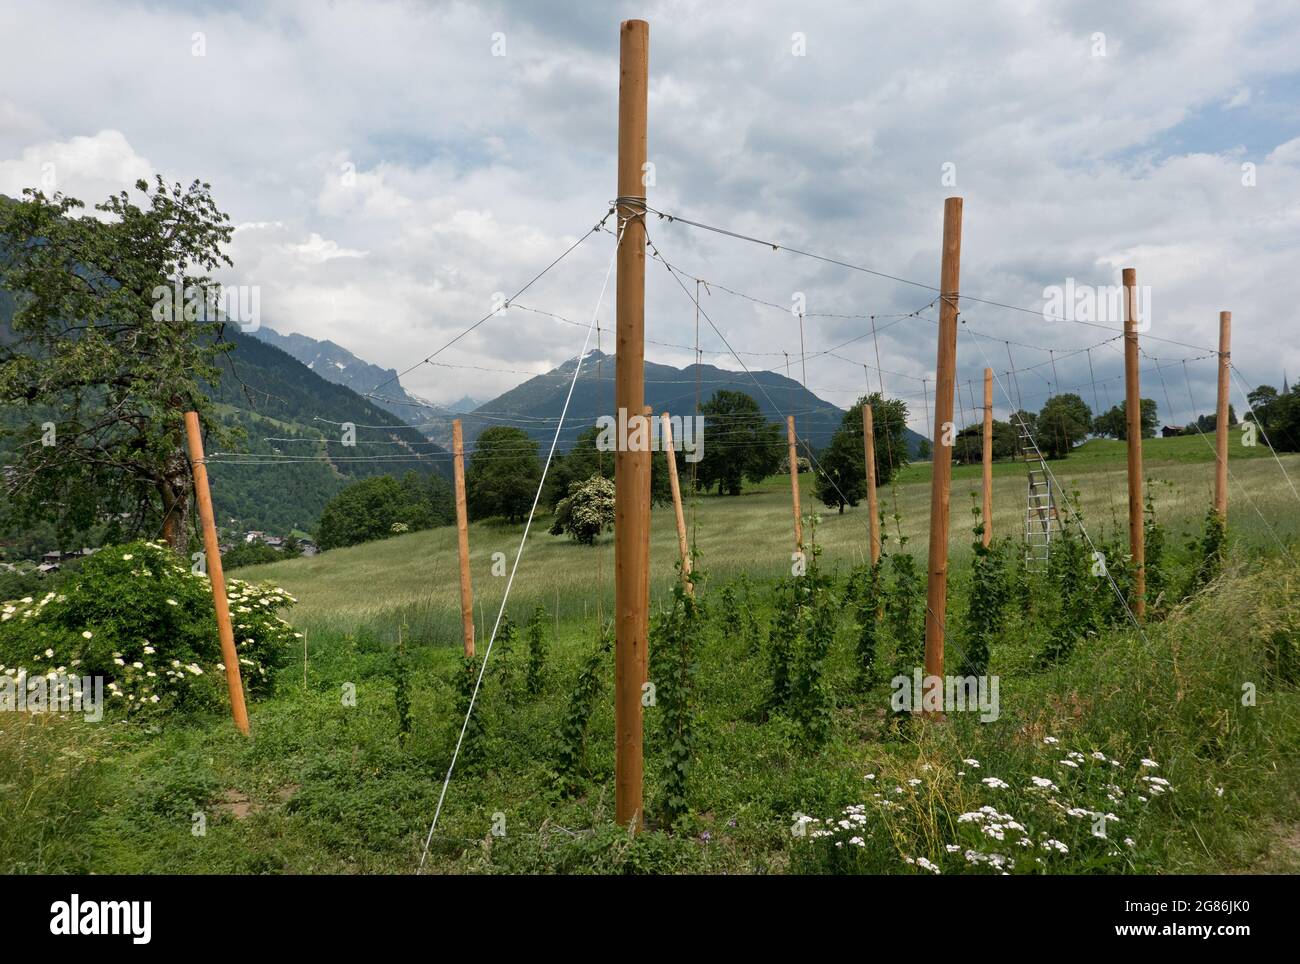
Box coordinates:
[2,435,1297,874]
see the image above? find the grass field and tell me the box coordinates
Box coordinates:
[239,434,1300,640]
[2,434,1297,874]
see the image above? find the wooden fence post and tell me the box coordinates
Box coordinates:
[452,418,475,657]
[183,411,250,736]
[1123,267,1145,620]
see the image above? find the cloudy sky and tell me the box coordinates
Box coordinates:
[2,0,1298,431]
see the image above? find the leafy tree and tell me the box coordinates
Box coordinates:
[1092,398,1158,440]
[1036,393,1093,458]
[316,472,452,549]
[1244,383,1300,452]
[222,538,293,570]
[954,418,1017,465]
[466,426,541,522]
[814,394,910,512]
[694,390,783,496]
[549,474,615,545]
[0,178,235,554]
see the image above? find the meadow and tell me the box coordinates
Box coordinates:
[2,434,1297,875]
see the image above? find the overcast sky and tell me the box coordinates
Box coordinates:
[2,0,1298,431]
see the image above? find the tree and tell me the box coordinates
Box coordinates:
[1245,383,1300,452]
[1036,393,1093,458]
[1092,398,1157,440]
[549,474,615,544]
[815,394,910,513]
[466,426,541,522]
[0,178,236,554]
[694,390,783,496]
[316,472,453,550]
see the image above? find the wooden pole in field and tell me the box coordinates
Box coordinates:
[923,197,963,710]
[787,415,803,552]
[1122,267,1145,620]
[452,419,475,657]
[183,411,250,736]
[614,17,649,830]
[982,367,994,547]
[1214,310,1231,521]
[862,403,881,565]
[661,412,692,594]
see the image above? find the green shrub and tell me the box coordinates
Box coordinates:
[0,539,296,714]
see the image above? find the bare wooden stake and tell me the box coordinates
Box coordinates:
[923,197,963,715]
[661,412,692,594]
[982,366,994,546]
[787,414,803,552]
[1215,310,1231,521]
[183,411,250,736]
[614,17,650,831]
[862,403,881,566]
[452,419,475,657]
[1123,267,1145,620]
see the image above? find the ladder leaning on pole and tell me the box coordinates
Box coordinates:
[1019,423,1059,570]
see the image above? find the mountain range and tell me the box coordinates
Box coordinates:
[252,327,927,456]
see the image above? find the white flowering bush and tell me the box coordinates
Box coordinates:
[0,539,298,715]
[793,740,1170,874]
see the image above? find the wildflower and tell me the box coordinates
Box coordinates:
[915,856,940,873]
[166,599,178,606]
[82,631,93,639]
[1215,787,1224,797]
[1041,839,1069,854]
[122,554,134,560]
[980,777,1009,790]
[44,648,54,658]
[1140,758,1159,768]
[1059,759,1079,768]
[1043,736,1059,745]
[963,758,981,768]
[1030,776,1058,791]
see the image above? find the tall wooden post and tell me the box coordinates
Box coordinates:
[923,197,963,706]
[452,419,475,657]
[982,367,994,547]
[862,403,881,565]
[183,412,250,736]
[661,413,692,594]
[1123,267,1145,620]
[614,18,649,830]
[787,415,803,551]
[1215,311,1231,521]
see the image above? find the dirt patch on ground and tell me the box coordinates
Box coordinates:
[211,784,299,821]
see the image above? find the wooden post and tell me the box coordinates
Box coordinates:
[862,403,881,565]
[661,412,692,594]
[1215,311,1231,521]
[787,415,803,552]
[923,197,962,709]
[614,18,649,830]
[1122,267,1145,620]
[452,419,475,657]
[183,411,250,736]
[982,367,994,547]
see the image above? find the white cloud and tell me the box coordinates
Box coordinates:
[0,0,1297,419]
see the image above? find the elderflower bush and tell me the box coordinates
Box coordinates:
[793,740,1170,874]
[0,539,298,715]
